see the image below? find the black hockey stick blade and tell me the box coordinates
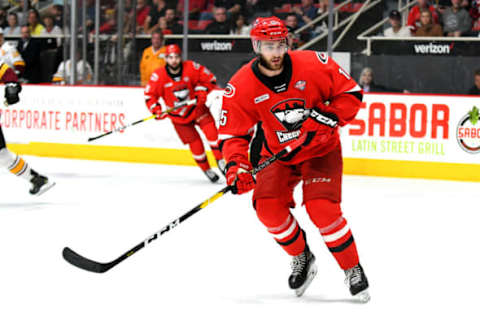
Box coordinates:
[62,247,114,273]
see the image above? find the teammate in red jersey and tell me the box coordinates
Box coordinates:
[144,44,225,182]
[219,16,370,301]
[0,62,55,195]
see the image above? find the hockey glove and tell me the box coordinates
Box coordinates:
[226,160,255,195]
[298,107,339,148]
[151,104,168,120]
[194,90,208,116]
[4,82,22,106]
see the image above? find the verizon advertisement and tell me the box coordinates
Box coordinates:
[341,93,480,164]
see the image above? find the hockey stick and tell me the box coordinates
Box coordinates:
[87,99,197,142]
[62,132,310,273]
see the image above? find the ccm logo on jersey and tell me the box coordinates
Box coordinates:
[224,83,236,98]
[309,108,338,128]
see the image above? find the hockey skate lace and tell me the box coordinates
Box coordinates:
[291,253,307,275]
[345,265,362,286]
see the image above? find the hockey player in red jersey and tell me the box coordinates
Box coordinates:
[0,62,55,195]
[144,44,225,182]
[219,16,370,301]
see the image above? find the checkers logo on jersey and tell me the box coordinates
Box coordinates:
[456,106,480,154]
[271,98,307,143]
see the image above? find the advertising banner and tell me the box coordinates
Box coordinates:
[342,93,480,163]
[1,86,478,180]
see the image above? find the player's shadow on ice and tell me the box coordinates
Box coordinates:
[0,202,53,212]
[230,294,363,304]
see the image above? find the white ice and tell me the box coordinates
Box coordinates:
[1,156,478,316]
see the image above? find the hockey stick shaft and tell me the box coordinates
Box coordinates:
[63,133,308,273]
[87,99,196,142]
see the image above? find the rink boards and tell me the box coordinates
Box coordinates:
[1,85,479,181]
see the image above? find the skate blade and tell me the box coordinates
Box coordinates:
[34,181,56,196]
[354,289,370,303]
[294,263,318,297]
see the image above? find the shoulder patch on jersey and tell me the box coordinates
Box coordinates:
[193,62,200,69]
[150,73,159,82]
[224,83,236,98]
[316,52,328,64]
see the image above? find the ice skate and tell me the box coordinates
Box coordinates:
[345,263,370,303]
[204,168,220,183]
[216,159,226,176]
[29,171,55,196]
[288,246,317,297]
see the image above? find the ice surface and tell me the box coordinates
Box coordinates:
[1,156,478,316]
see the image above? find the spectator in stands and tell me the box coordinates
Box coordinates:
[407,0,439,33]
[98,9,117,34]
[139,29,166,86]
[244,0,274,22]
[49,4,64,28]
[415,8,443,36]
[230,13,251,34]
[164,8,183,34]
[285,12,310,45]
[467,69,480,95]
[144,0,167,34]
[384,10,411,37]
[214,0,245,16]
[359,67,409,93]
[292,0,318,26]
[12,0,31,26]
[4,12,21,37]
[130,0,151,34]
[177,0,208,20]
[0,9,7,29]
[27,9,44,36]
[442,0,472,36]
[470,0,480,33]
[205,6,231,34]
[285,12,300,32]
[41,15,63,48]
[17,25,42,83]
[52,49,93,85]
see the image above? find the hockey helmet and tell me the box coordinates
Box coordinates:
[165,44,181,56]
[250,16,288,52]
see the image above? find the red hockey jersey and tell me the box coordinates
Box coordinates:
[144,60,217,124]
[219,50,362,166]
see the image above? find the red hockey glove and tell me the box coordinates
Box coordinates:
[194,91,208,116]
[151,104,168,120]
[298,106,339,148]
[226,160,255,195]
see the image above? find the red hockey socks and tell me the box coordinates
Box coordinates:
[256,198,306,256]
[305,199,359,270]
[189,138,210,171]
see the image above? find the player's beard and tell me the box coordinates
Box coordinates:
[167,62,181,71]
[259,54,284,71]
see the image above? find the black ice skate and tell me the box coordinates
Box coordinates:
[204,169,220,183]
[288,246,317,297]
[29,171,55,196]
[216,159,226,176]
[344,263,370,303]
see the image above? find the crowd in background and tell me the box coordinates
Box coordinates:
[384,0,480,37]
[0,0,479,94]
